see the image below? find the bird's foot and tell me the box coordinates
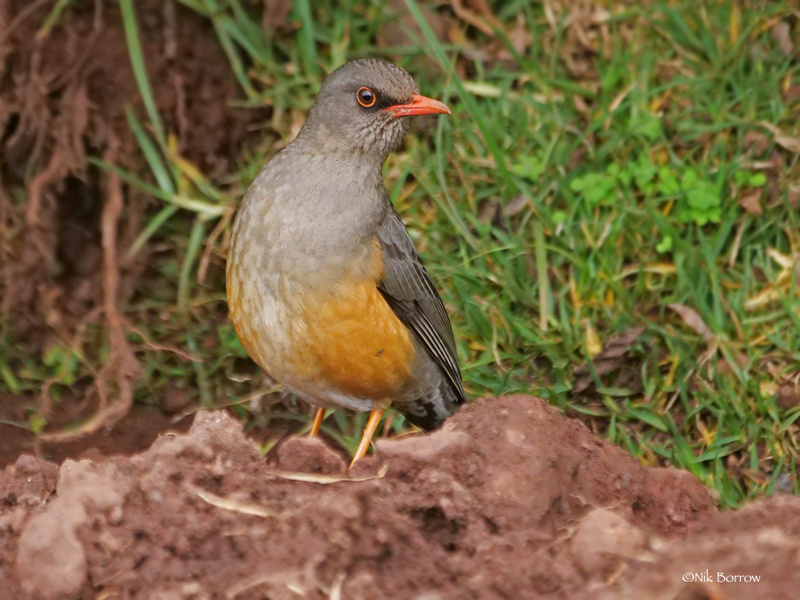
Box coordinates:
[349,409,384,468]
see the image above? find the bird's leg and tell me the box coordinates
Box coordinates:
[350,409,384,468]
[309,407,326,437]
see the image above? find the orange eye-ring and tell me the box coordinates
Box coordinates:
[356,87,376,108]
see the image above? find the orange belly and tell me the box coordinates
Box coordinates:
[295,278,415,399]
[227,238,415,404]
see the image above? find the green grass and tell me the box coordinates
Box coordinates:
[8,0,800,507]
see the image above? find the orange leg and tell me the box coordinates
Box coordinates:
[309,407,326,437]
[350,409,384,468]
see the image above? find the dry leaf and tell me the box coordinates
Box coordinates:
[573,94,591,115]
[485,13,533,64]
[667,304,713,342]
[197,489,272,517]
[609,82,635,113]
[262,0,292,33]
[745,287,776,310]
[595,327,646,359]
[771,22,793,56]
[477,199,502,225]
[777,383,798,410]
[738,189,763,216]
[507,13,532,55]
[569,145,589,169]
[376,0,451,59]
[759,121,800,154]
[746,249,800,309]
[743,130,770,155]
[729,2,741,45]
[783,85,800,103]
[742,469,769,486]
[264,464,388,484]
[619,262,676,279]
[462,0,497,19]
[572,327,645,394]
[716,352,748,376]
[503,194,530,217]
[584,319,602,359]
[450,0,500,35]
[760,381,779,397]
[767,247,795,270]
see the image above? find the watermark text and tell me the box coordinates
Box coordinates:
[683,571,761,583]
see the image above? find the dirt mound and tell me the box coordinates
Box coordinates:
[0,396,796,599]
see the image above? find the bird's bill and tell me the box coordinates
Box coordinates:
[383,94,451,118]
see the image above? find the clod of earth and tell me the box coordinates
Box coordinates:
[1,396,798,599]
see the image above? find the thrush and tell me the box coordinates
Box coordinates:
[226,59,466,466]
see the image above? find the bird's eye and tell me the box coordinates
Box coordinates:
[356,87,377,108]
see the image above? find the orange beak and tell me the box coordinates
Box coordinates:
[383,94,451,118]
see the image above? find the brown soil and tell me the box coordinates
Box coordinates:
[1,0,269,437]
[1,0,265,335]
[1,395,796,599]
[0,398,192,469]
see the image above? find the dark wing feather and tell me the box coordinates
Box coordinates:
[376,201,467,408]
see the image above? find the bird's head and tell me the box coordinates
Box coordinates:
[302,58,450,161]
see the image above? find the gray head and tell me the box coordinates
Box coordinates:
[298,59,450,161]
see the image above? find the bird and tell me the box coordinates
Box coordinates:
[226,58,466,467]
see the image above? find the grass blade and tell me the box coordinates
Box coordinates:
[119,0,166,147]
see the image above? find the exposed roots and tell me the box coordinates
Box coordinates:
[1,0,268,438]
[38,145,139,441]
